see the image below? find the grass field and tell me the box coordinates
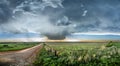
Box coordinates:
[47,42,107,50]
[47,42,120,51]
[0,42,39,52]
[34,42,120,66]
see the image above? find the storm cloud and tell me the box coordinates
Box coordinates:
[0,0,120,39]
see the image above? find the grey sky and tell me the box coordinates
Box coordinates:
[0,0,120,39]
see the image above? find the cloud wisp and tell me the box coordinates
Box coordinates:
[0,0,120,40]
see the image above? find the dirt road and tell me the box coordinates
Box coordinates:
[0,44,42,66]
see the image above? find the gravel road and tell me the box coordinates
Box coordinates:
[0,44,42,66]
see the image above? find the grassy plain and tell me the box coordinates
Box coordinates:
[34,42,120,66]
[47,42,107,50]
[0,42,39,52]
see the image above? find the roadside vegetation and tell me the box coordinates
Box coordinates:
[33,42,120,66]
[0,42,39,52]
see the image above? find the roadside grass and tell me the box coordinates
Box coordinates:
[34,42,120,66]
[0,42,39,52]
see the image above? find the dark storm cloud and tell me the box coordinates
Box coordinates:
[0,0,11,23]
[0,0,120,39]
[62,0,120,32]
[0,0,70,40]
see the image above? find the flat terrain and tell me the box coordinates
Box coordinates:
[34,42,120,66]
[47,42,107,50]
[0,42,38,52]
[0,44,42,66]
[0,42,120,66]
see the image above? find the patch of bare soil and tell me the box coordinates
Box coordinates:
[0,44,42,66]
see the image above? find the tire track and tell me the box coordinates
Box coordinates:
[0,44,42,66]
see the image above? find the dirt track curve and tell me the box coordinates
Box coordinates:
[0,44,42,66]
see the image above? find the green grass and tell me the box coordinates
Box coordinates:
[47,42,107,50]
[34,42,120,66]
[113,42,120,48]
[0,42,39,52]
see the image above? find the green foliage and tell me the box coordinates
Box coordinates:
[3,45,9,47]
[33,42,120,66]
[106,41,114,47]
[0,42,38,51]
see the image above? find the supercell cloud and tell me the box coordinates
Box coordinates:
[0,0,120,39]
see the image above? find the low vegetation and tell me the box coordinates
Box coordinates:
[33,42,120,66]
[0,42,39,52]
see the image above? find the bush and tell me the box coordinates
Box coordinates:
[3,45,9,47]
[106,41,114,47]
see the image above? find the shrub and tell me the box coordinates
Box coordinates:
[106,41,114,47]
[3,45,9,48]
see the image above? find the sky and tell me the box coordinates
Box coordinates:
[0,0,120,40]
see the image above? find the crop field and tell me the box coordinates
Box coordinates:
[34,42,120,66]
[0,42,39,52]
[47,42,107,50]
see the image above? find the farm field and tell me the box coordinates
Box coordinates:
[0,42,39,52]
[47,42,107,50]
[34,42,120,66]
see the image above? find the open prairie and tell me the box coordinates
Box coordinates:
[34,42,120,66]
